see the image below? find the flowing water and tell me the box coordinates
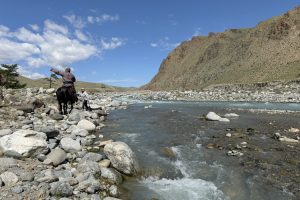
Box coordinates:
[102,101,300,200]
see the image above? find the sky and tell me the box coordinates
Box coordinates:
[0,0,299,87]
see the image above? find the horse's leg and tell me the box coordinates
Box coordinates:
[69,102,74,114]
[58,101,63,115]
[63,102,67,115]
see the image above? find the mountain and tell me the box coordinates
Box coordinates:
[17,76,126,92]
[144,7,300,90]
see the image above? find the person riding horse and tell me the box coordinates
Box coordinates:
[50,67,78,114]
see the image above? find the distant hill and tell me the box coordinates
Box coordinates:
[18,76,126,92]
[144,6,300,90]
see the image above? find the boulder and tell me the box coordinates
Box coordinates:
[77,119,96,132]
[77,160,101,174]
[0,171,18,187]
[50,181,73,197]
[60,137,82,153]
[206,112,230,122]
[104,142,139,175]
[0,130,47,158]
[100,167,123,185]
[72,128,89,137]
[206,112,221,121]
[34,126,59,139]
[44,148,67,166]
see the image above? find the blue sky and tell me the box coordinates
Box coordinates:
[0,0,299,87]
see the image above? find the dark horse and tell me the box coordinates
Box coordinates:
[56,86,77,115]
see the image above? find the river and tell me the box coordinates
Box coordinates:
[102,101,300,200]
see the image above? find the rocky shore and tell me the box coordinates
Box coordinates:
[0,80,299,199]
[0,87,138,200]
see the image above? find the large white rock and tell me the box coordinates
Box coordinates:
[0,130,47,158]
[60,137,82,153]
[104,142,139,175]
[77,119,96,132]
[206,112,221,121]
[206,112,230,122]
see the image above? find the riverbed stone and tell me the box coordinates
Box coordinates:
[104,142,139,175]
[60,137,82,153]
[50,181,73,197]
[0,130,47,158]
[0,171,18,187]
[77,119,96,132]
[0,129,12,136]
[206,112,221,121]
[44,148,67,166]
[100,167,123,185]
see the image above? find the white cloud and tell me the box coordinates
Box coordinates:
[150,37,179,51]
[29,24,39,32]
[0,38,40,63]
[15,27,44,43]
[17,66,46,79]
[44,20,68,35]
[150,43,158,47]
[75,29,89,42]
[0,25,10,37]
[63,14,86,29]
[87,14,119,24]
[100,37,124,50]
[0,17,123,69]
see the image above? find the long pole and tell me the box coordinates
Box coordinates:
[49,73,52,88]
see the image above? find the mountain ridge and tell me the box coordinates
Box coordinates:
[144,6,300,90]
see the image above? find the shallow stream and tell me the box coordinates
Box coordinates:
[102,101,300,200]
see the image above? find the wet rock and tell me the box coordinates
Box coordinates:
[226,133,232,137]
[162,147,176,158]
[44,148,67,166]
[77,119,96,132]
[227,150,244,156]
[0,130,47,158]
[224,113,239,118]
[279,137,298,143]
[109,185,119,197]
[0,171,18,187]
[60,137,82,153]
[50,181,73,197]
[206,112,229,122]
[288,128,299,133]
[100,168,123,185]
[104,142,139,175]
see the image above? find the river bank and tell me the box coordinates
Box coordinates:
[0,83,299,199]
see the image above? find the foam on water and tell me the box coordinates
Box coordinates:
[140,176,229,200]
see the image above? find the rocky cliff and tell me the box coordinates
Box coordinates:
[144,7,300,90]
